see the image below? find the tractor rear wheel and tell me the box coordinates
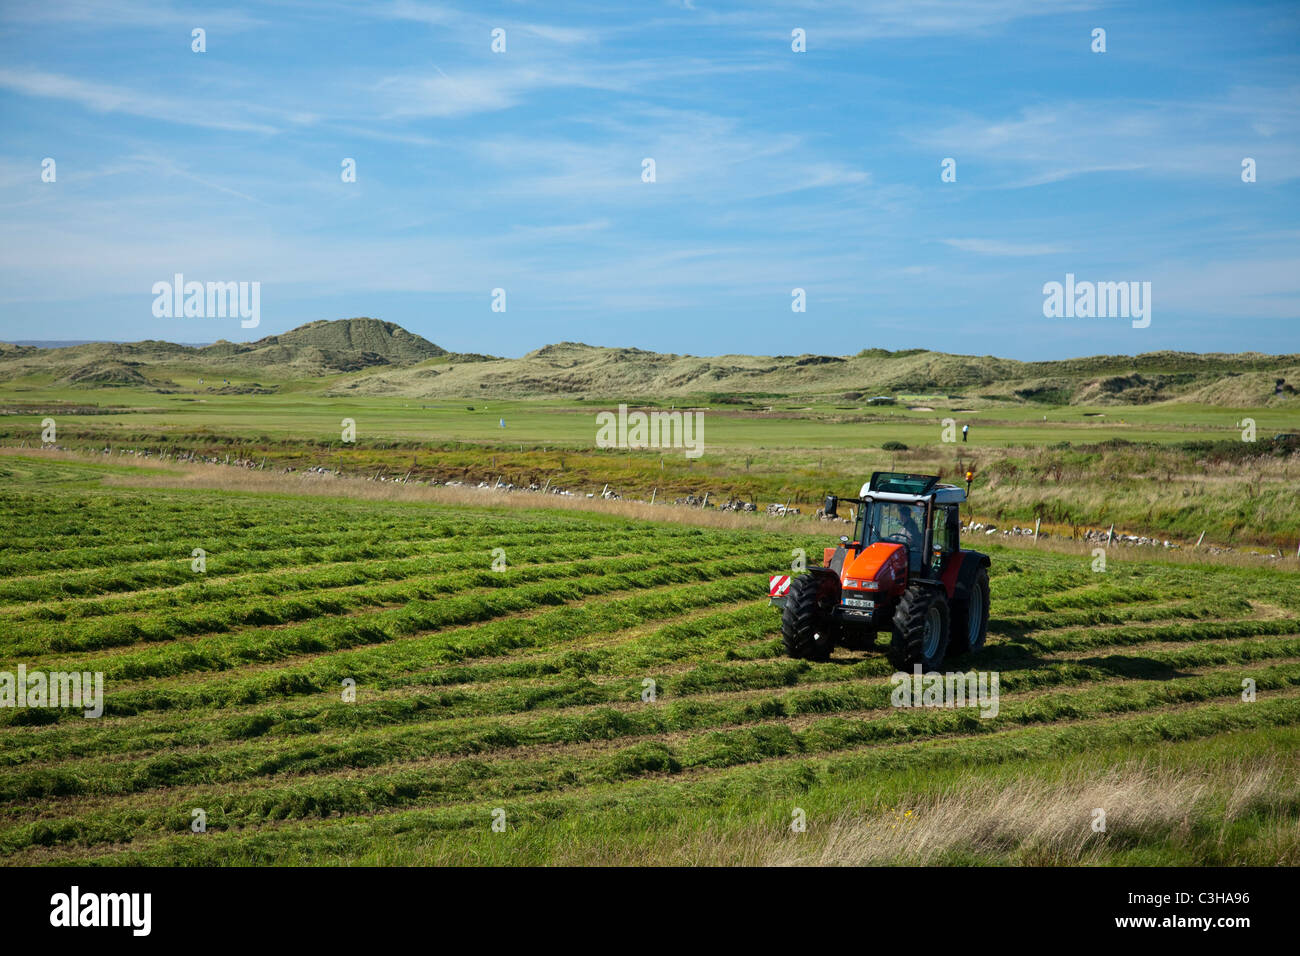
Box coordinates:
[888,585,950,670]
[949,567,990,656]
[781,574,837,661]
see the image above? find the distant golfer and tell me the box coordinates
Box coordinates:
[962,423,969,442]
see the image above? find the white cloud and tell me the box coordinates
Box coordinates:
[915,90,1300,186]
[942,238,1068,256]
[373,67,540,118]
[516,22,597,45]
[0,69,279,133]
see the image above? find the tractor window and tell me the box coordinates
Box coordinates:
[931,506,954,553]
[860,500,927,571]
[930,505,958,574]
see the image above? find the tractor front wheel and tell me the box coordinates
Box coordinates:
[781,574,837,661]
[888,585,950,670]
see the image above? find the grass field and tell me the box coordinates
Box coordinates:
[4,382,1300,550]
[4,383,1298,448]
[2,457,1299,865]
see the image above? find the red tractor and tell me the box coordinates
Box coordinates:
[769,472,990,669]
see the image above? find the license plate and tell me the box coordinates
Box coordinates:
[843,597,875,609]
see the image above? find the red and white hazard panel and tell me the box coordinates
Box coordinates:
[769,575,792,597]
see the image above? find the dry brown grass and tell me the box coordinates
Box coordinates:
[764,757,1297,866]
[0,446,791,532]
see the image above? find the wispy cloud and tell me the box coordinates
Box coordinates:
[0,69,279,133]
[373,67,547,119]
[370,2,595,44]
[915,90,1300,186]
[942,238,1068,256]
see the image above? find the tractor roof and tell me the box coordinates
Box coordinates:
[867,472,940,495]
[859,472,966,504]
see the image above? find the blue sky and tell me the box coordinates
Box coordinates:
[0,0,1297,359]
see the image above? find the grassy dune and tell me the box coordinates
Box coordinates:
[3,319,1298,405]
[1,458,1298,865]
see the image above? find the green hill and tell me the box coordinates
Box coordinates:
[330,340,1300,407]
[1,318,1297,407]
[0,318,449,385]
[207,317,446,364]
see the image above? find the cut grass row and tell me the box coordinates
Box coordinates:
[0,496,739,562]
[0,516,753,604]
[4,540,779,657]
[1,570,771,723]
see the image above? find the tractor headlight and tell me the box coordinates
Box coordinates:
[843,579,880,591]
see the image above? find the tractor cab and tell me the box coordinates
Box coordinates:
[839,472,965,579]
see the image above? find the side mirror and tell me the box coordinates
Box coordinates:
[823,494,838,517]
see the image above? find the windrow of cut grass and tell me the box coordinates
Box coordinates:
[0,507,748,605]
[5,540,776,659]
[4,572,773,724]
